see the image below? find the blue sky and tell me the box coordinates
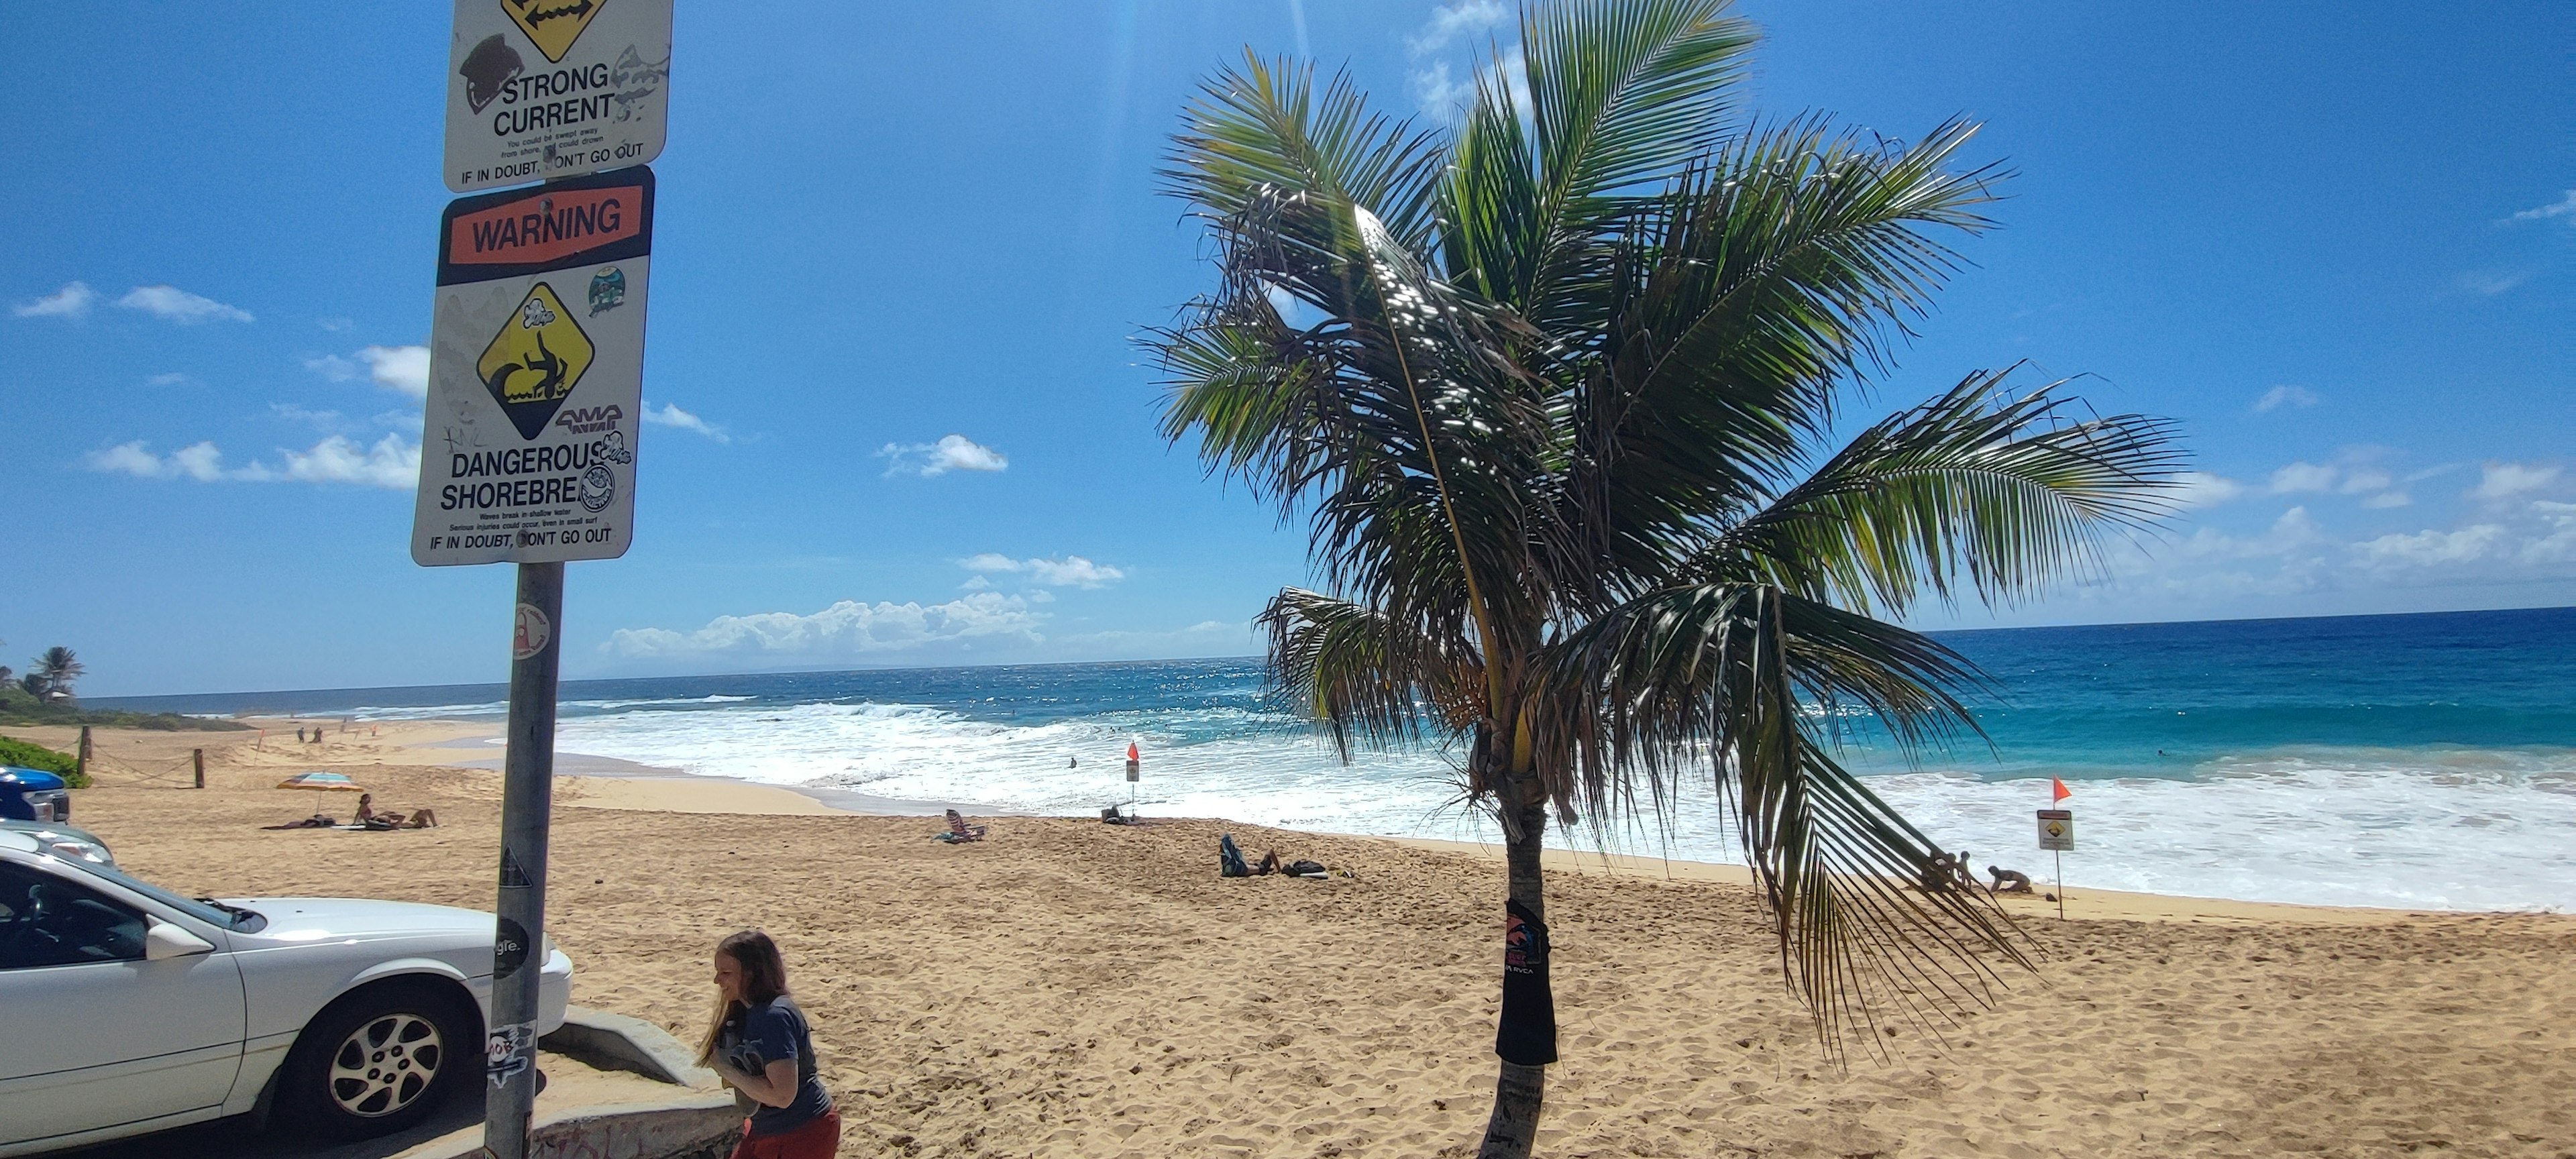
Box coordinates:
[4,1,2570,696]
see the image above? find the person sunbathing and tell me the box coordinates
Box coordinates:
[263,813,337,830]
[355,793,438,830]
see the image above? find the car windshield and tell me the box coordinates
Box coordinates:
[53,852,260,930]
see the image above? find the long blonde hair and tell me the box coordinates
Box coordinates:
[698,929,790,1064]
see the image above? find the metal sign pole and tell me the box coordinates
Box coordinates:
[484,561,564,1159]
[2053,848,2065,921]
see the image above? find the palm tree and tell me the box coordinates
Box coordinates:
[34,647,83,700]
[1152,3,2182,1154]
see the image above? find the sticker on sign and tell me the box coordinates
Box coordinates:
[414,167,652,567]
[446,0,672,192]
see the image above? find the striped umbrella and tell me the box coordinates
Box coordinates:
[276,771,366,792]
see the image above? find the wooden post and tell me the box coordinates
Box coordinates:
[193,749,206,789]
[76,726,91,784]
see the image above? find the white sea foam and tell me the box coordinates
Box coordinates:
[547,700,2576,912]
[330,700,511,720]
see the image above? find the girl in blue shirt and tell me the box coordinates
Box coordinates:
[698,930,839,1158]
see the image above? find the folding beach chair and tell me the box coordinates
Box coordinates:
[932,809,987,844]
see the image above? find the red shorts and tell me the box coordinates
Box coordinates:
[729,1107,841,1159]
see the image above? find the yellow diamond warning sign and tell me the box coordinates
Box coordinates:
[476,282,595,439]
[500,0,603,64]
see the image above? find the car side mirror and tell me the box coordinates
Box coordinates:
[145,918,216,960]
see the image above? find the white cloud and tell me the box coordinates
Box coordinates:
[305,354,359,381]
[2262,458,2396,498]
[641,401,729,442]
[602,592,1044,661]
[962,553,1127,588]
[2267,461,2339,494]
[13,282,97,319]
[2471,461,2560,501]
[116,284,254,324]
[357,345,429,397]
[2455,270,2532,297]
[877,434,1008,478]
[271,402,345,428]
[146,372,192,386]
[1408,0,1510,54]
[2353,525,2508,570]
[82,435,418,489]
[89,441,182,478]
[2510,190,2576,224]
[2172,472,2247,508]
[267,434,422,488]
[1413,44,1529,122]
[2252,385,2318,412]
[2360,490,2412,510]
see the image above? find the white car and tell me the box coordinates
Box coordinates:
[0,828,574,1155]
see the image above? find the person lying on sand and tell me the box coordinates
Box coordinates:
[355,793,439,830]
[264,814,337,830]
[1988,865,2035,894]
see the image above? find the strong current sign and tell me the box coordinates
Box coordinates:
[446,0,671,192]
[413,167,652,567]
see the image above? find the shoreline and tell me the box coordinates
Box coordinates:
[366,718,2550,926]
[28,715,2557,924]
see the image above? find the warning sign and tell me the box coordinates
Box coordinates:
[477,283,595,438]
[2037,809,2075,852]
[445,0,671,192]
[502,0,604,63]
[414,168,652,567]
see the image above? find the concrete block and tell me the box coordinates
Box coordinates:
[393,1091,741,1159]
[541,1005,720,1090]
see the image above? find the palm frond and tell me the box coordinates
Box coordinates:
[1554,118,2007,601]
[1263,588,1482,759]
[1717,369,2187,614]
[1444,0,1758,333]
[1161,53,1448,252]
[1536,583,2027,1058]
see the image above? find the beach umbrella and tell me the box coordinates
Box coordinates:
[276,771,366,792]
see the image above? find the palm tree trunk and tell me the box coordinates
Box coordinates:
[1477,776,1554,1159]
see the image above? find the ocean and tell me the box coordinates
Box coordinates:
[95,606,2576,912]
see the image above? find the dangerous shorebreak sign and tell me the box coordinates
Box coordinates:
[445,0,672,193]
[413,166,652,567]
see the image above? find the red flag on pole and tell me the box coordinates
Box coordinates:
[1126,741,1140,763]
[2051,777,2072,803]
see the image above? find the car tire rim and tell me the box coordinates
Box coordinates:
[327,1011,444,1118]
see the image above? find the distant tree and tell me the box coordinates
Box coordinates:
[34,647,83,700]
[0,665,12,686]
[16,673,47,699]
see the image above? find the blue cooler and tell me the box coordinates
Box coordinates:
[0,767,71,822]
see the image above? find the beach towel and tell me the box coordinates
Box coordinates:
[1218,833,1249,877]
[1495,899,1558,1066]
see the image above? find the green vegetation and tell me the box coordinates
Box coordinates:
[1154,1,2182,1152]
[0,689,250,732]
[0,736,84,788]
[0,642,244,732]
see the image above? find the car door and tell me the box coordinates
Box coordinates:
[0,859,247,1148]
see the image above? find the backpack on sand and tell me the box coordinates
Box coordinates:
[1219,833,1250,878]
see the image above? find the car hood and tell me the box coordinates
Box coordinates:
[219,896,498,942]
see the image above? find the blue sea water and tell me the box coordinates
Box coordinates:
[97,606,2576,912]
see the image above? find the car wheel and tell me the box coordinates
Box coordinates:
[280,981,478,1140]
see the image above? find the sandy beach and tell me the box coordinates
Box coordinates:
[17,720,2575,1157]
